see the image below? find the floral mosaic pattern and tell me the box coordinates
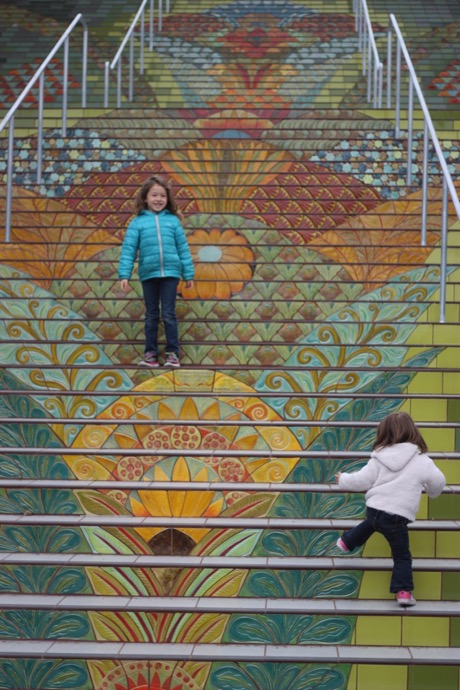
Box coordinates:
[1,0,460,689]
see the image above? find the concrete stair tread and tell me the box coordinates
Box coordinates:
[2,447,459,459]
[0,639,458,663]
[0,515,457,530]
[0,593,458,616]
[0,552,458,570]
[0,478,459,493]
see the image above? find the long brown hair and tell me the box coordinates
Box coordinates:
[373,412,427,453]
[134,175,178,215]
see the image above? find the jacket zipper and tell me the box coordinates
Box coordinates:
[155,213,165,277]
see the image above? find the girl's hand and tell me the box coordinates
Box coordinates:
[120,279,130,292]
[335,472,342,482]
[185,280,193,289]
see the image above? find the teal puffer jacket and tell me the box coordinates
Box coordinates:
[118,209,194,282]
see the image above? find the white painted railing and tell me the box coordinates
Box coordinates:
[386,14,460,323]
[353,1,460,323]
[0,14,88,242]
[104,0,171,107]
[352,0,383,107]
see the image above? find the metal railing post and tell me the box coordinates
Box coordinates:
[140,8,145,75]
[150,0,154,50]
[406,76,414,185]
[104,61,110,108]
[421,119,429,246]
[117,59,122,108]
[439,176,448,324]
[82,27,88,108]
[387,26,392,108]
[37,73,45,185]
[62,36,69,136]
[129,33,134,101]
[5,118,15,242]
[158,0,163,31]
[395,41,401,137]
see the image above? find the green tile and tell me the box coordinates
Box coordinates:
[442,572,460,600]
[428,494,460,519]
[409,666,458,690]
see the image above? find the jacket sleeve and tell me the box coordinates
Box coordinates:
[424,458,446,498]
[338,457,379,492]
[174,219,195,281]
[118,218,140,280]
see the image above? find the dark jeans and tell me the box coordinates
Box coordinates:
[142,277,179,355]
[341,506,413,593]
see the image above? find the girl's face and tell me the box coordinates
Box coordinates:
[146,184,168,212]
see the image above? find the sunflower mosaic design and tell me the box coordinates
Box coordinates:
[63,370,303,553]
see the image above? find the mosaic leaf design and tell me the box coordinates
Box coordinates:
[0,565,89,595]
[0,659,90,690]
[0,609,90,640]
[209,662,347,690]
[225,613,353,644]
[0,266,133,422]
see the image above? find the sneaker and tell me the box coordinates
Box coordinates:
[396,591,416,607]
[336,537,349,553]
[164,351,180,368]
[140,352,159,368]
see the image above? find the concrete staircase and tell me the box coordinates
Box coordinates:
[0,1,459,689]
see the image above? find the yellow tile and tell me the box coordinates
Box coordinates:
[410,530,435,557]
[407,372,443,394]
[362,532,390,557]
[423,427,455,451]
[442,372,460,395]
[402,617,449,646]
[357,665,407,690]
[347,664,357,690]
[433,324,460,345]
[436,532,460,558]
[356,616,401,645]
[358,571,392,600]
[410,398,447,422]
[398,400,412,415]
[437,459,460,483]
[417,494,428,518]
[412,571,442,600]
[405,325,433,346]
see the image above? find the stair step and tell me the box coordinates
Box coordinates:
[0,515,457,531]
[0,594,458,616]
[0,552,457,571]
[0,640,457,664]
[0,478,458,493]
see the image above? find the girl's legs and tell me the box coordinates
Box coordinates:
[142,278,160,354]
[377,514,413,593]
[340,515,375,551]
[160,277,179,355]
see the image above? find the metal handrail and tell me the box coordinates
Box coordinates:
[352,0,383,107]
[0,14,88,242]
[387,14,460,323]
[104,0,170,108]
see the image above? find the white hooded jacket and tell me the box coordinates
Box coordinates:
[338,442,446,522]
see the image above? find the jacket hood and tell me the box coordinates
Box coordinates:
[372,442,420,472]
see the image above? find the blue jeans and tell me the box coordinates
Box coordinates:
[141,277,179,355]
[341,506,413,593]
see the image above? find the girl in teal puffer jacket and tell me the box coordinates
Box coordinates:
[118,175,194,368]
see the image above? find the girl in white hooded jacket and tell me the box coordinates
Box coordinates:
[336,412,445,607]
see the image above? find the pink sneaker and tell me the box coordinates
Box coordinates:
[140,352,159,368]
[396,591,416,607]
[164,352,180,368]
[336,538,349,553]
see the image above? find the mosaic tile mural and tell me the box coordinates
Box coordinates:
[0,0,460,689]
